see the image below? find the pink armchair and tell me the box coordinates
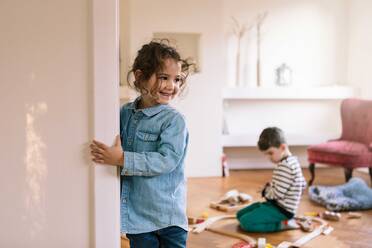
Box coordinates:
[307,98,372,186]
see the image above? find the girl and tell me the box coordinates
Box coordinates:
[90,41,191,248]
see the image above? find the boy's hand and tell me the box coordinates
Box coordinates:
[90,135,124,166]
[260,182,271,197]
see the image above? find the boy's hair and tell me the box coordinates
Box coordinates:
[127,39,193,96]
[257,127,287,151]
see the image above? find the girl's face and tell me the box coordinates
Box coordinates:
[139,58,182,107]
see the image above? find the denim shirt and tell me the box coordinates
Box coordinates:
[120,97,189,234]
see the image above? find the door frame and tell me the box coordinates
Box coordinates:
[92,0,121,247]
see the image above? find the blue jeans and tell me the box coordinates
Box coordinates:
[126,226,187,248]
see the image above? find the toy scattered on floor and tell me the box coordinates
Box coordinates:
[257,238,266,248]
[304,212,319,217]
[308,177,372,211]
[277,241,292,248]
[233,239,272,248]
[256,237,273,248]
[191,214,256,246]
[295,216,314,232]
[231,241,254,248]
[192,214,334,248]
[322,211,341,221]
[220,189,252,204]
[188,217,205,225]
[277,217,333,248]
[210,189,252,212]
[347,212,362,219]
[201,211,209,219]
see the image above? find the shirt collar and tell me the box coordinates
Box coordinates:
[128,97,169,117]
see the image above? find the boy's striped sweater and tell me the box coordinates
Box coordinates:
[263,156,306,214]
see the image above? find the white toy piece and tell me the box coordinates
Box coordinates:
[191,214,256,246]
[238,192,253,203]
[191,215,236,234]
[257,237,266,248]
[278,217,333,248]
[219,189,240,204]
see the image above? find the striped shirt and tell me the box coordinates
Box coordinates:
[263,156,306,214]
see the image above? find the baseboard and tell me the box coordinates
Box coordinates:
[356,168,369,174]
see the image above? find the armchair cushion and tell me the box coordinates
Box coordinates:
[308,140,371,168]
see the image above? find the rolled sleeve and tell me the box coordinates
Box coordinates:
[121,151,134,176]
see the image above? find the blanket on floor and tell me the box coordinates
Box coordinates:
[308,177,372,211]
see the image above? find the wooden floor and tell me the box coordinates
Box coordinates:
[122,168,372,248]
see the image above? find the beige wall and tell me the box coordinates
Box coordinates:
[0,0,93,247]
[348,0,372,99]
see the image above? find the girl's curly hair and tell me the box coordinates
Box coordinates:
[127,39,193,97]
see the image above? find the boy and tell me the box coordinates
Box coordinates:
[237,127,306,232]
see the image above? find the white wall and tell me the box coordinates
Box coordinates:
[348,0,372,99]
[119,0,366,174]
[120,0,225,177]
[223,0,349,87]
[222,0,351,169]
[0,1,93,247]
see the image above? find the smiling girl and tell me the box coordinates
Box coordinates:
[90,41,191,247]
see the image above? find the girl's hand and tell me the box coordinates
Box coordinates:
[90,135,124,166]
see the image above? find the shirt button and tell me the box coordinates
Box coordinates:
[122,198,127,203]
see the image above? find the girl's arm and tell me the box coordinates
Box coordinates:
[121,114,188,177]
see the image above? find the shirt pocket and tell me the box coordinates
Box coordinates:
[135,131,159,152]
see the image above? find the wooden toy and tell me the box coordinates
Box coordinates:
[347,212,362,219]
[210,189,252,212]
[191,215,256,246]
[322,211,341,221]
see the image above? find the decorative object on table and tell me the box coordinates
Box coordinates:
[275,63,292,86]
[255,12,268,87]
[229,12,268,88]
[231,17,254,87]
[308,177,372,211]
